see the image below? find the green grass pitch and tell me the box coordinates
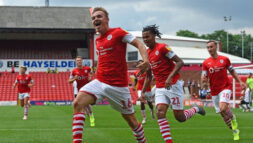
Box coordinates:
[0,105,253,143]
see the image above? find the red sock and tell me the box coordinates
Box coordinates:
[72,113,85,143]
[225,108,234,119]
[184,107,197,120]
[222,116,232,129]
[24,104,29,116]
[141,110,146,119]
[132,123,146,143]
[158,118,173,143]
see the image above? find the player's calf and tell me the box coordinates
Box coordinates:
[122,113,146,143]
[173,110,189,122]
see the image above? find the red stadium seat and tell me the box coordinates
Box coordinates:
[0,72,74,101]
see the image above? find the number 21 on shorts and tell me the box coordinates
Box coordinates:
[171,97,180,105]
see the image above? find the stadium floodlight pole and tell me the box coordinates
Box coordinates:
[224,16,232,53]
[45,0,49,7]
[241,30,245,58]
[251,42,253,61]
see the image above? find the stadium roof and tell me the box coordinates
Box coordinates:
[130,31,209,42]
[129,31,251,64]
[171,46,251,64]
[0,6,94,30]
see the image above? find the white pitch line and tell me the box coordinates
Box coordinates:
[0,126,252,131]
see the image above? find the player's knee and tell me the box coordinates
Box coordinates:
[73,100,83,109]
[156,110,166,118]
[219,106,227,113]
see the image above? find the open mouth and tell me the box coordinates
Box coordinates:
[94,21,101,27]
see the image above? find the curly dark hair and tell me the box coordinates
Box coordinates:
[142,24,162,38]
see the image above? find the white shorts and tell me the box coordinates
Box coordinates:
[137,90,153,102]
[212,89,231,113]
[155,81,184,110]
[18,93,30,100]
[80,79,134,114]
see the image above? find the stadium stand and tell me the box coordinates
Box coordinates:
[0,40,79,59]
[0,72,139,104]
[0,72,74,101]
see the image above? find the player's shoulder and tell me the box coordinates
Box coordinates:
[156,42,167,48]
[112,27,124,32]
[219,55,231,65]
[218,55,229,59]
[83,66,91,70]
[157,43,171,51]
[72,67,77,71]
[72,68,78,73]
[110,27,129,35]
[203,57,212,65]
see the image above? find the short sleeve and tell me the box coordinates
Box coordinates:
[116,28,136,43]
[162,45,175,59]
[246,79,250,84]
[69,71,74,79]
[122,33,136,43]
[226,57,234,72]
[202,62,208,76]
[29,76,33,83]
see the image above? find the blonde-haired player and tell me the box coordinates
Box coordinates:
[13,66,34,120]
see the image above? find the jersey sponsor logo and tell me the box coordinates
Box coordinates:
[208,66,225,74]
[20,80,27,84]
[107,34,112,40]
[209,67,214,73]
[150,60,162,68]
[155,50,159,55]
[76,75,88,80]
[220,59,224,63]
[99,47,113,56]
[84,70,88,73]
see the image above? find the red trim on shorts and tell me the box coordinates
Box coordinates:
[79,90,97,105]
[156,103,168,108]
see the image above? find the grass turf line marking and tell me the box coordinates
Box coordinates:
[0,126,252,131]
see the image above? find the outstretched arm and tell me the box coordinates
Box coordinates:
[28,78,34,88]
[140,68,152,102]
[12,81,17,90]
[230,69,246,89]
[130,39,149,75]
[165,55,184,89]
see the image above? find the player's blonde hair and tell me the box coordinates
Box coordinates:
[75,56,83,60]
[20,66,27,71]
[92,7,109,18]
